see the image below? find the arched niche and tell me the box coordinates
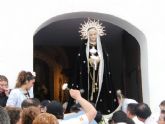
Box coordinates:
[33,12,148,104]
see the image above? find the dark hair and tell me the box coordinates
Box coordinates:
[127,103,138,115]
[21,98,40,108]
[161,110,165,114]
[15,71,35,88]
[160,100,165,107]
[0,75,8,83]
[47,100,64,119]
[110,110,135,124]
[111,110,128,123]
[95,111,103,123]
[40,100,51,108]
[5,107,21,124]
[70,103,81,113]
[136,103,151,119]
[127,118,135,124]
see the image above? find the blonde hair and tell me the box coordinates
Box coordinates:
[33,113,59,124]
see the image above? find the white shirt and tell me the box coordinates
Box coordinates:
[60,114,89,124]
[6,88,33,108]
[144,116,157,124]
[132,116,144,124]
[64,111,97,124]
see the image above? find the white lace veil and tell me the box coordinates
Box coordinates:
[86,30,104,105]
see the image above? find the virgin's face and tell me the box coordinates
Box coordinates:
[88,28,98,43]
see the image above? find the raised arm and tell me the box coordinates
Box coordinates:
[69,89,97,123]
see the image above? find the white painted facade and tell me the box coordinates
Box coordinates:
[0,0,165,113]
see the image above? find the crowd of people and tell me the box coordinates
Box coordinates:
[0,72,97,124]
[1,72,165,124]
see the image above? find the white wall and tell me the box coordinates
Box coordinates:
[0,0,165,112]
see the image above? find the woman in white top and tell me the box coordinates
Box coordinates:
[6,70,35,108]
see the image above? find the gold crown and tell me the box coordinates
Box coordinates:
[79,18,106,40]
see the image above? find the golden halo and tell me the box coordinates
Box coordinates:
[79,18,106,40]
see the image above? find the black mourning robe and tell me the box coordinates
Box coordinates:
[68,41,118,114]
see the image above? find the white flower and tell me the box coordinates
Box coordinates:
[62,83,68,90]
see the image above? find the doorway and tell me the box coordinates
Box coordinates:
[33,12,145,103]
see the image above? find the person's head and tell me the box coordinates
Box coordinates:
[21,98,40,109]
[109,110,134,124]
[33,113,59,124]
[46,100,64,119]
[5,107,22,124]
[21,106,41,124]
[95,111,104,123]
[111,110,127,123]
[15,71,35,90]
[126,103,138,119]
[0,106,10,124]
[160,100,165,113]
[40,100,51,113]
[158,113,165,124]
[0,75,8,93]
[135,103,151,122]
[88,27,98,43]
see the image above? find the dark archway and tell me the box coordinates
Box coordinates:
[33,12,144,103]
[33,58,51,101]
